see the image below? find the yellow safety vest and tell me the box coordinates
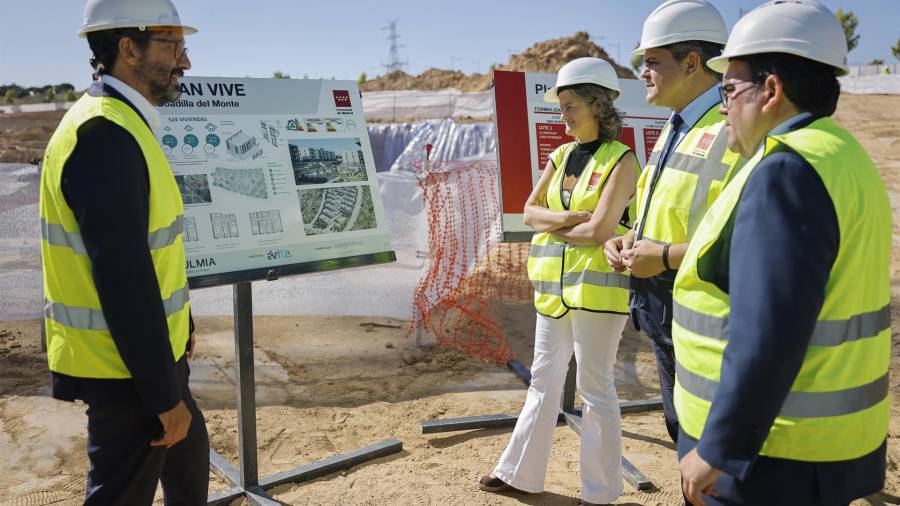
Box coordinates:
[672,117,891,461]
[527,140,635,318]
[635,105,744,244]
[40,93,191,379]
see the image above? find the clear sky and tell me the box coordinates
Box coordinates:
[1,0,897,89]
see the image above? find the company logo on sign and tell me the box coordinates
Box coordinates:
[332,90,352,108]
[267,249,292,260]
[697,133,716,151]
[286,119,303,131]
[186,257,217,269]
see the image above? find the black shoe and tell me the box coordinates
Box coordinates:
[478,474,528,494]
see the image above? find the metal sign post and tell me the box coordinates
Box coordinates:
[208,281,403,505]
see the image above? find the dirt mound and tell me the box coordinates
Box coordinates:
[502,31,634,78]
[361,31,635,92]
[0,110,64,164]
[362,69,493,93]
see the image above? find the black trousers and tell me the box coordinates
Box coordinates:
[84,359,209,505]
[632,307,679,444]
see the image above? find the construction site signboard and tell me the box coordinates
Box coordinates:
[157,77,394,288]
[492,70,669,241]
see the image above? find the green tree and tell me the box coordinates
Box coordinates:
[631,42,643,74]
[835,9,859,53]
[358,72,367,85]
[64,89,77,102]
[44,88,56,102]
[272,71,290,79]
[892,33,900,61]
[3,89,15,105]
[869,58,885,65]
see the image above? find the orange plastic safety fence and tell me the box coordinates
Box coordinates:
[409,160,533,364]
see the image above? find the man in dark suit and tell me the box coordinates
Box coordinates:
[671,2,890,505]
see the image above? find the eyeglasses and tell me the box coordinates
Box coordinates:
[149,37,188,61]
[719,81,757,108]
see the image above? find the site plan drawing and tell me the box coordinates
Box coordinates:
[156,77,394,284]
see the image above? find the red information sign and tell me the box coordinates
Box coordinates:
[619,127,636,155]
[535,122,568,168]
[493,70,669,239]
[643,128,662,161]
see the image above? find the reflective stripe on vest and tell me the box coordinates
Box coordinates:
[675,361,888,418]
[635,105,743,245]
[41,215,184,254]
[673,301,890,347]
[44,284,190,331]
[528,140,634,317]
[671,117,891,462]
[40,92,191,379]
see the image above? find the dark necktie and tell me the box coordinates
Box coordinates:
[636,113,684,240]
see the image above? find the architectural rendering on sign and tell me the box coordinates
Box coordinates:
[289,138,368,186]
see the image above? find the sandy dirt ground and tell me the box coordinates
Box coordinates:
[2,94,900,505]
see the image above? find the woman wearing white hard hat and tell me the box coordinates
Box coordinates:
[673,1,890,505]
[479,57,640,505]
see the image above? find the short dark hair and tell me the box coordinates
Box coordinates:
[733,53,841,117]
[664,41,725,78]
[86,28,151,75]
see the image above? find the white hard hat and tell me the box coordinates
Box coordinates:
[544,57,621,102]
[707,0,848,75]
[79,0,197,37]
[633,0,727,56]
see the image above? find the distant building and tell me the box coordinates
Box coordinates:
[338,148,365,167]
[289,144,301,168]
[290,144,338,162]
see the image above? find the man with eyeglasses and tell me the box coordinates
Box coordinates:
[673,1,890,505]
[604,0,743,446]
[39,0,208,503]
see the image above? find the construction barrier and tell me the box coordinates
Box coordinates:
[409,160,532,364]
[362,89,493,122]
[839,75,900,95]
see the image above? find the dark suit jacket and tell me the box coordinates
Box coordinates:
[676,114,886,506]
[51,81,185,415]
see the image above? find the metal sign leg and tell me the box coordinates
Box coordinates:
[208,281,403,505]
[233,281,260,490]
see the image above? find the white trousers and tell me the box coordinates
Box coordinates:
[494,311,627,504]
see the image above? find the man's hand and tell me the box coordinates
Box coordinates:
[151,400,192,448]
[563,210,592,227]
[621,239,666,278]
[604,236,628,272]
[680,448,722,506]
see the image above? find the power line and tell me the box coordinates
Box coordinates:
[381,19,409,74]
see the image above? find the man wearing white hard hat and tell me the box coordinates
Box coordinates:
[604,0,743,446]
[672,1,889,504]
[480,57,640,505]
[40,0,207,503]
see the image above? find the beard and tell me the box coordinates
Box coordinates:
[136,58,183,105]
